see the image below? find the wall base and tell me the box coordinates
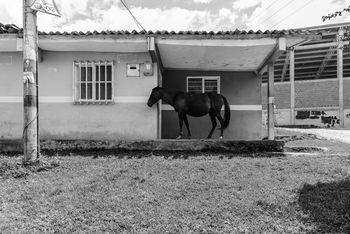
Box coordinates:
[0,139,284,155]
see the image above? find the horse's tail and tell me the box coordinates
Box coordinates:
[221,95,231,129]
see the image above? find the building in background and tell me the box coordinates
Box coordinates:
[262,22,350,129]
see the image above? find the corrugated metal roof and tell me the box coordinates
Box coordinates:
[0,23,318,37]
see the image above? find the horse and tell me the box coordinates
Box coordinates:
[147,86,231,139]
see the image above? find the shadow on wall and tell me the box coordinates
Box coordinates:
[298,178,350,233]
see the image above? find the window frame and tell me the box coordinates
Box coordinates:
[73,60,115,104]
[186,76,220,94]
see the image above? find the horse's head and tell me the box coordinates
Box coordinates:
[147,86,162,107]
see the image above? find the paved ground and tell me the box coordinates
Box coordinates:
[279,128,350,144]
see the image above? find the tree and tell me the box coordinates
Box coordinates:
[322,5,350,21]
[322,5,350,53]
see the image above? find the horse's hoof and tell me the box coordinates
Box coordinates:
[219,136,223,140]
[176,135,182,139]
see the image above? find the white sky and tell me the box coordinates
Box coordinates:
[1,0,350,32]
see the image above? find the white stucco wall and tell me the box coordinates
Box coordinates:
[0,51,158,140]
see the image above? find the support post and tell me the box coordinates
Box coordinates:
[23,0,39,162]
[267,63,275,140]
[337,27,344,128]
[289,48,295,125]
[157,67,163,139]
[148,36,163,139]
[338,41,344,128]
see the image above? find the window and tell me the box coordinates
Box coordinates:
[187,76,220,93]
[73,61,114,103]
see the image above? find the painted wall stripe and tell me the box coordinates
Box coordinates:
[0,96,74,103]
[41,96,73,103]
[114,96,148,103]
[0,96,262,110]
[0,96,149,103]
[162,104,262,111]
[230,105,262,111]
[0,96,22,103]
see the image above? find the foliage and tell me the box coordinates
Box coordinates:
[322,5,350,21]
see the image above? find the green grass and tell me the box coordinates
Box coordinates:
[1,138,350,233]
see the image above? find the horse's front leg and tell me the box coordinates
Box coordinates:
[177,112,184,139]
[183,115,191,138]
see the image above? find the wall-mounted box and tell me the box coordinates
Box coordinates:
[143,61,153,76]
[126,63,140,77]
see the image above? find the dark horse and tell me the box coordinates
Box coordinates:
[147,87,231,139]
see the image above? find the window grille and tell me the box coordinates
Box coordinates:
[187,76,220,93]
[73,61,114,103]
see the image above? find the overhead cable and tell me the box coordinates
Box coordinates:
[119,0,146,31]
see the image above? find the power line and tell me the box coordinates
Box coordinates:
[257,0,296,26]
[254,0,281,22]
[269,0,314,29]
[119,0,146,31]
[264,0,281,10]
[120,0,145,31]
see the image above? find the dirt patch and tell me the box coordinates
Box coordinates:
[275,134,323,143]
[0,157,60,179]
[278,128,350,144]
[284,146,327,153]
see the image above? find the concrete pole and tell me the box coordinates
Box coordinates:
[267,63,275,140]
[289,49,295,125]
[157,65,162,139]
[23,0,39,162]
[337,28,344,128]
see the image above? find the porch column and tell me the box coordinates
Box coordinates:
[148,36,163,139]
[289,48,295,125]
[157,68,162,139]
[337,28,344,128]
[267,63,275,140]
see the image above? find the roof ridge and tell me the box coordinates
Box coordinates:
[0,23,321,37]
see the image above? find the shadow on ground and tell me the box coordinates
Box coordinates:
[298,178,350,233]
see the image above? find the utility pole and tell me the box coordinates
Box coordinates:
[22,0,60,162]
[23,0,39,162]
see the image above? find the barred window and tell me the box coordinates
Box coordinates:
[187,76,220,94]
[74,61,114,103]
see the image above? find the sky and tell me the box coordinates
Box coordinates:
[1,0,350,32]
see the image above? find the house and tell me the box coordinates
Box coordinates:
[0,23,319,140]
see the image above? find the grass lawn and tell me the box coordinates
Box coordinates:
[1,135,350,233]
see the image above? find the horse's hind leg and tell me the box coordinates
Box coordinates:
[215,113,225,139]
[177,112,184,139]
[183,115,191,138]
[207,111,217,139]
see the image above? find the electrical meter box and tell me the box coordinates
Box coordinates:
[126,63,140,77]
